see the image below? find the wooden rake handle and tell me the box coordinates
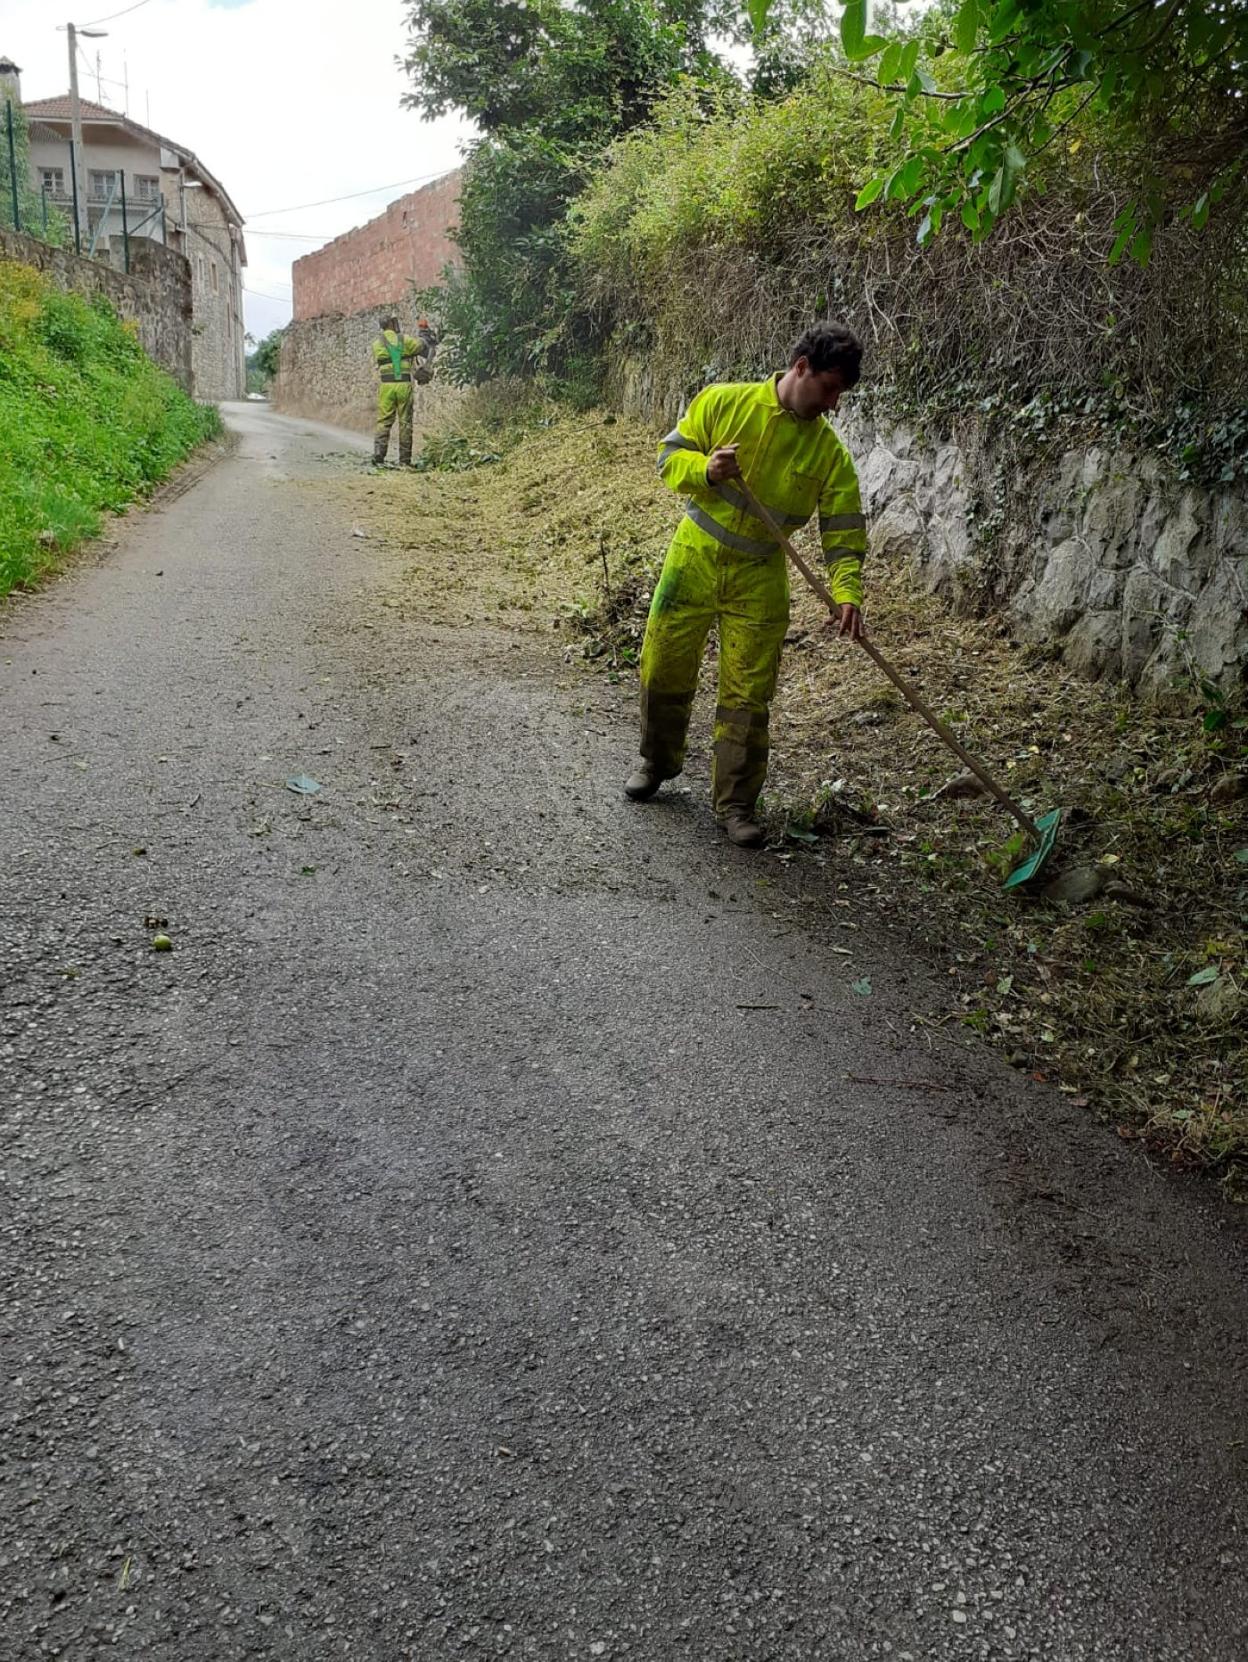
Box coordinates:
[733,477,1040,840]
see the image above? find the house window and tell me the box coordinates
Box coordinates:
[88,169,119,202]
[39,167,65,198]
[133,174,160,204]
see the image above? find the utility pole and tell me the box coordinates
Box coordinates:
[66,20,107,252]
[66,22,88,249]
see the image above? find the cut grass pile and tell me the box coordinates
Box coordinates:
[340,399,1248,1196]
[0,258,220,594]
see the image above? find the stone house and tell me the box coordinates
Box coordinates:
[11,64,245,400]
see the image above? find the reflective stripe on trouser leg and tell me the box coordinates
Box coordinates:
[637,536,716,776]
[396,383,414,465]
[711,552,788,817]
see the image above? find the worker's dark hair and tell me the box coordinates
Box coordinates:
[790,322,863,387]
[379,313,399,332]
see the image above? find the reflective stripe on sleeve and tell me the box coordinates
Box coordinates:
[657,431,700,474]
[819,511,866,534]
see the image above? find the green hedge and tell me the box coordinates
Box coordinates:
[0,260,220,593]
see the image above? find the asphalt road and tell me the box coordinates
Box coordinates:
[2,403,1246,1661]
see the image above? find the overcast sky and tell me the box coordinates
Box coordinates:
[4,0,471,340]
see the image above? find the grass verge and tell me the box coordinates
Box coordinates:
[0,258,221,594]
[339,399,1248,1197]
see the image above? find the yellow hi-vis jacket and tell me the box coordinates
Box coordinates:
[657,374,868,607]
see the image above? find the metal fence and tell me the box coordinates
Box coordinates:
[2,101,165,272]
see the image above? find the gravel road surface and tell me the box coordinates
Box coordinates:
[2,403,1246,1661]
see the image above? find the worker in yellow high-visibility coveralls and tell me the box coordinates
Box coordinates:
[624,322,869,849]
[371,314,434,467]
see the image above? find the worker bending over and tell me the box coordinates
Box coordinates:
[371,315,434,468]
[624,322,868,849]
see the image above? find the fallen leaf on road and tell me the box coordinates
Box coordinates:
[851,978,872,996]
[286,774,322,795]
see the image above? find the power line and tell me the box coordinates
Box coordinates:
[243,285,293,303]
[78,0,156,26]
[243,168,453,220]
[244,229,341,242]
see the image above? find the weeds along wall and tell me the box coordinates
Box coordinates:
[573,78,1248,697]
[0,227,192,392]
[0,256,219,593]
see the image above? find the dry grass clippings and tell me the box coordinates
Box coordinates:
[327,408,1248,1196]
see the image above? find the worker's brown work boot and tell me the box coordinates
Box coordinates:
[372,438,388,466]
[721,811,765,849]
[624,761,668,801]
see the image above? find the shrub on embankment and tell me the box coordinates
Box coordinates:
[569,70,1248,486]
[0,259,220,594]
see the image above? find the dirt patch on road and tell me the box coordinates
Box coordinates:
[324,399,1248,1196]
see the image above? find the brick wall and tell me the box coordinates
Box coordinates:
[0,226,192,390]
[292,170,462,322]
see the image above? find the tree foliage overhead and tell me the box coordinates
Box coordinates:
[825,0,1248,258]
[401,0,739,143]
[401,0,840,381]
[402,0,741,382]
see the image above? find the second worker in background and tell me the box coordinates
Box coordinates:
[624,321,869,848]
[371,314,435,468]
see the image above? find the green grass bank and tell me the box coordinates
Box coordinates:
[0,259,220,594]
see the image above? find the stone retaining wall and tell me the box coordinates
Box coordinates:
[273,306,458,434]
[0,227,192,392]
[609,357,1247,695]
[853,417,1246,697]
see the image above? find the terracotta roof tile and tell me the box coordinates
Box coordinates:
[22,95,116,120]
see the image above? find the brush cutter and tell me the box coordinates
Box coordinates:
[734,478,1061,890]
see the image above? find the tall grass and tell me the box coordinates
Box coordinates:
[0,260,220,593]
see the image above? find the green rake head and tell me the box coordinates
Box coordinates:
[1003,808,1063,891]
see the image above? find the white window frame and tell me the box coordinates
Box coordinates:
[39,167,65,198]
[133,174,160,204]
[88,168,119,202]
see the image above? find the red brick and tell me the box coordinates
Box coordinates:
[292,171,463,322]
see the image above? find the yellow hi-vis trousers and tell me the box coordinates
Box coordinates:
[639,528,789,818]
[374,381,413,463]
